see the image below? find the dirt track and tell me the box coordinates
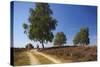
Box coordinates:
[26,51,40,65]
[27,49,61,65]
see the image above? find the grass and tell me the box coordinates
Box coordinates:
[13,48,30,66]
[40,46,97,62]
[31,52,54,64]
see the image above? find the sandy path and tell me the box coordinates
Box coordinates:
[26,51,39,65]
[31,49,61,64]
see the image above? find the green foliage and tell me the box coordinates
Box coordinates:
[54,32,67,46]
[23,23,28,34]
[73,32,80,45]
[80,27,90,45]
[23,3,57,48]
[73,27,90,46]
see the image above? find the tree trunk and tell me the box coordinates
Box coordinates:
[41,41,44,48]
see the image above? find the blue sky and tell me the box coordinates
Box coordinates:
[12,1,97,48]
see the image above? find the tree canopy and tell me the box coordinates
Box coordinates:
[73,27,90,46]
[73,32,80,45]
[23,3,57,48]
[54,32,67,46]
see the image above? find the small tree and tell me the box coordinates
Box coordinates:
[26,43,34,50]
[80,27,90,45]
[73,32,80,46]
[54,32,67,46]
[73,27,90,46]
